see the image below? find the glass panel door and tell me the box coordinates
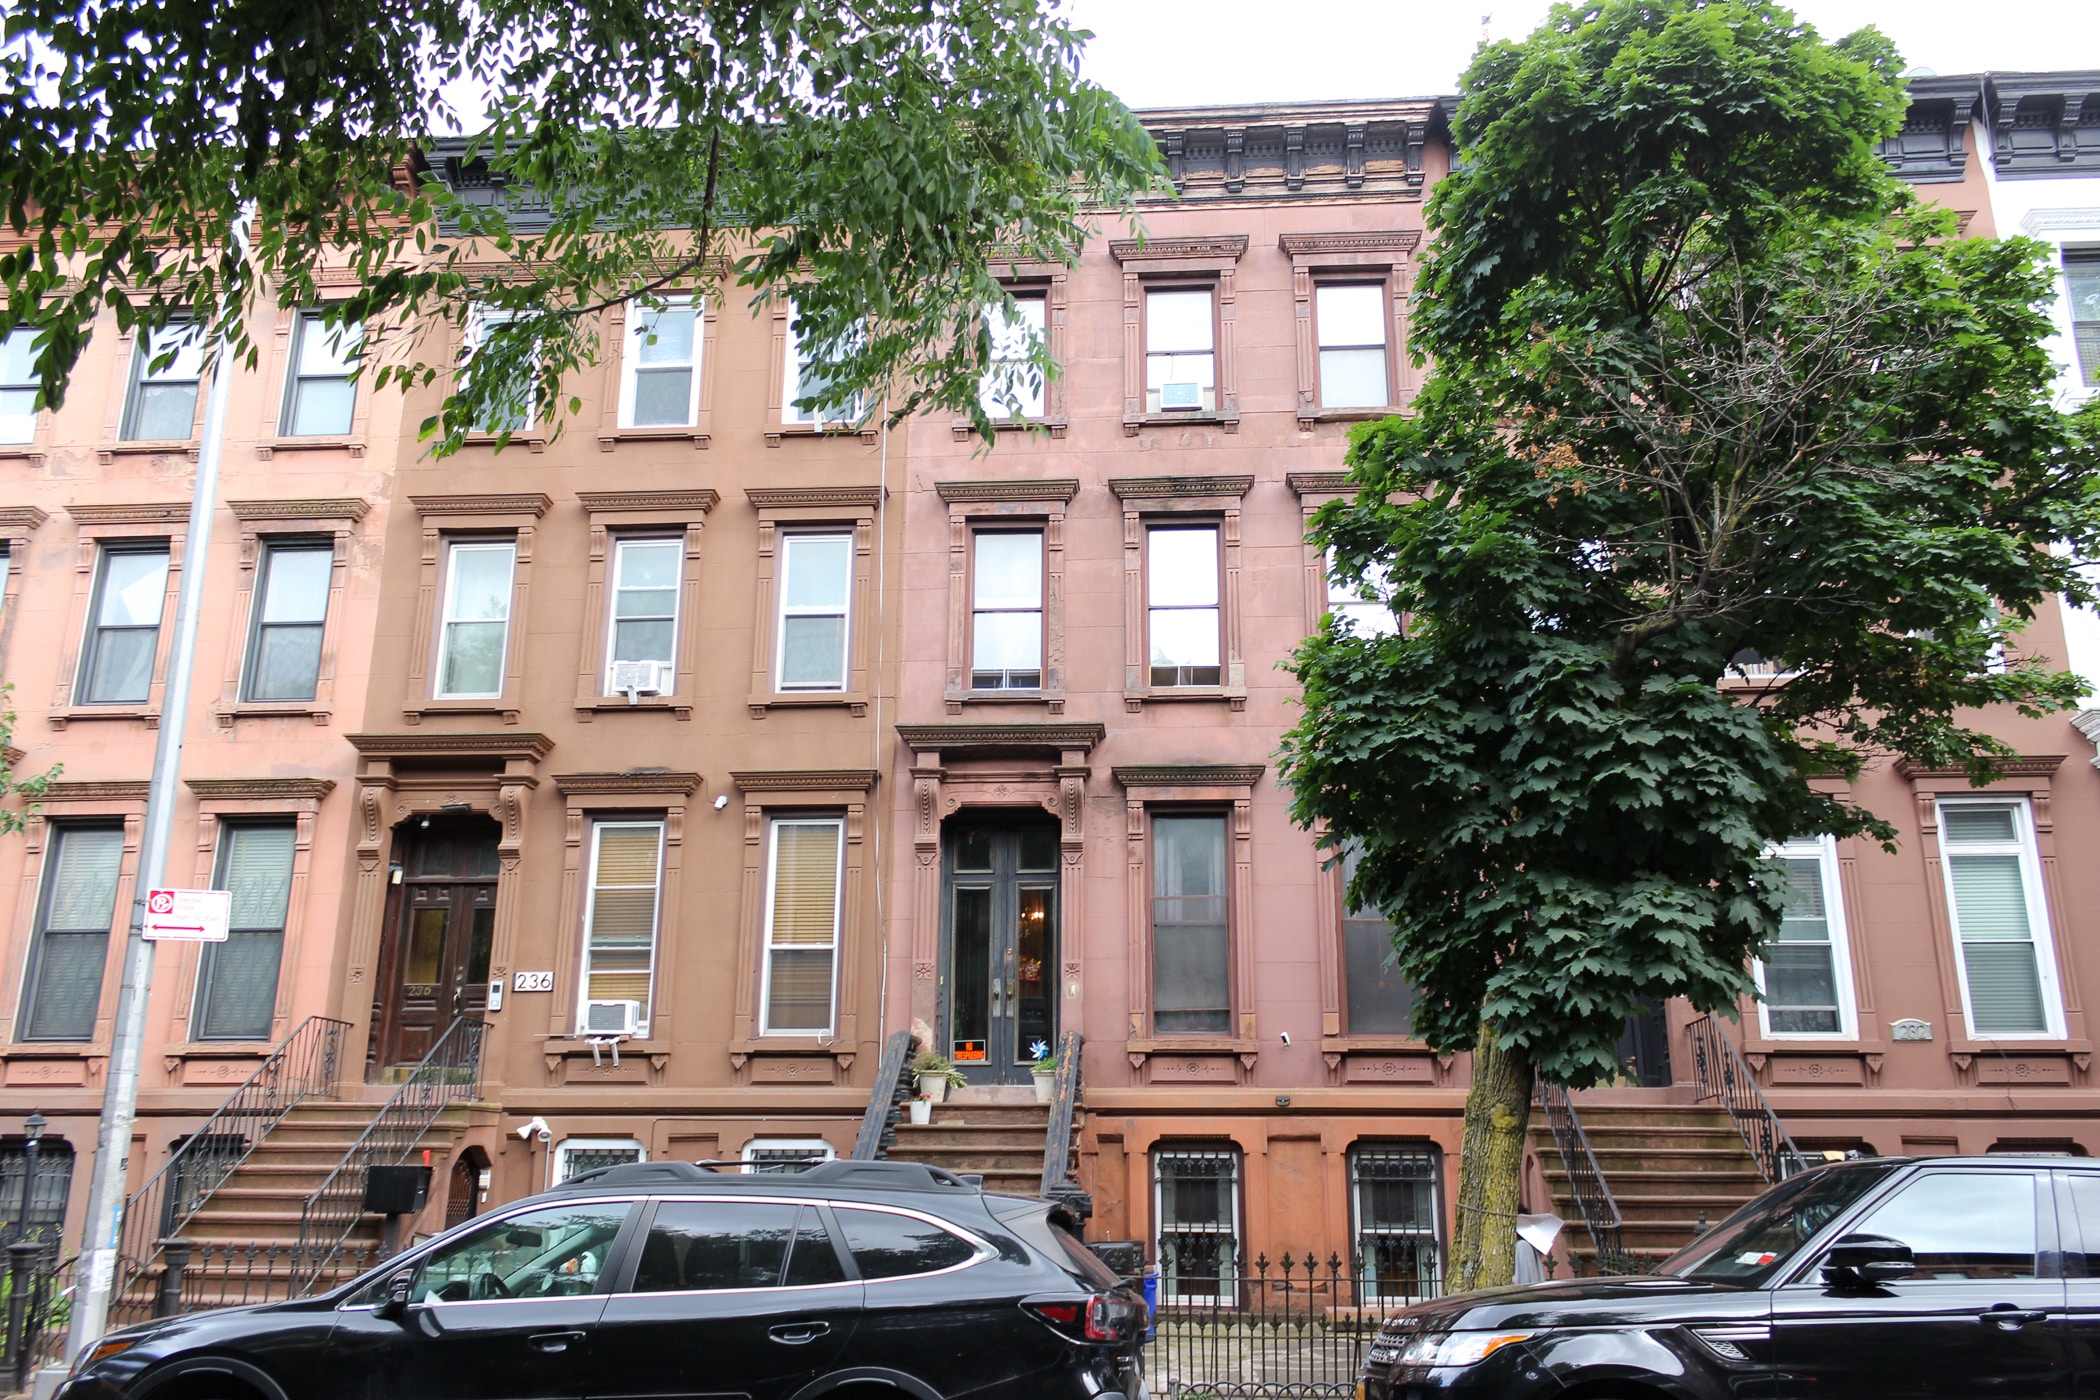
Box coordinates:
[942,817,1059,1084]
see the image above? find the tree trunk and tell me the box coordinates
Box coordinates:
[1450,1024,1533,1293]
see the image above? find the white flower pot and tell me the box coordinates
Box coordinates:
[915,1073,948,1104]
[1033,1071,1056,1103]
[908,1099,933,1125]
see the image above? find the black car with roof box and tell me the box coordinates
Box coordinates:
[59,1157,1147,1400]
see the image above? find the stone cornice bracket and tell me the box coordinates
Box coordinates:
[1109,235,1250,264]
[1113,764,1266,788]
[1108,475,1255,501]
[1897,754,2066,781]
[0,506,50,532]
[896,722,1107,756]
[226,497,371,522]
[345,731,555,762]
[744,486,885,510]
[731,769,880,793]
[576,490,720,515]
[43,780,153,801]
[64,501,191,525]
[184,778,337,800]
[934,479,1081,504]
[554,770,703,797]
[1286,471,1353,497]
[408,493,552,518]
[1278,230,1423,257]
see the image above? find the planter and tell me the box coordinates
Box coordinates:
[915,1072,949,1104]
[1032,1070,1056,1103]
[908,1099,933,1125]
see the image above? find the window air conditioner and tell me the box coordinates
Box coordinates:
[583,999,642,1035]
[609,659,665,703]
[1159,381,1203,410]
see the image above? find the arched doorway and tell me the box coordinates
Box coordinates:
[444,1146,491,1229]
[372,812,500,1073]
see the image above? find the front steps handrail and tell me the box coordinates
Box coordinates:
[113,1015,351,1305]
[1684,1015,1806,1183]
[1039,1028,1087,1221]
[851,1029,916,1160]
[291,1016,484,1290]
[1533,1075,1639,1275]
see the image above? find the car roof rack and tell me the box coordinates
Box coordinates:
[552,1157,984,1194]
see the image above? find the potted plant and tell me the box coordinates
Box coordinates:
[908,1093,934,1125]
[911,1049,962,1104]
[1030,1040,1058,1103]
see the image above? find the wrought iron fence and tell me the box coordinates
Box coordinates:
[1533,1076,1639,1275]
[1684,1015,1811,1183]
[110,1015,351,1316]
[2,1243,69,1387]
[293,1016,484,1289]
[1133,1248,1441,1399]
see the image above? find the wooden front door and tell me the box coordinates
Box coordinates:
[941,815,1059,1085]
[374,816,498,1072]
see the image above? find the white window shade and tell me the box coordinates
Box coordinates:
[1938,800,2061,1037]
[763,819,843,1034]
[436,542,516,698]
[971,531,1043,688]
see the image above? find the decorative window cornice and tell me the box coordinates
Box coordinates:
[1113,764,1266,788]
[2022,207,2100,236]
[65,502,190,526]
[0,506,49,532]
[576,490,719,515]
[1109,235,1250,264]
[731,769,880,793]
[184,778,337,801]
[346,731,555,762]
[1897,754,2065,780]
[42,780,153,802]
[745,487,885,511]
[896,723,1106,755]
[226,497,370,522]
[1108,475,1255,501]
[1278,230,1422,257]
[1287,472,1353,497]
[934,479,1081,504]
[554,770,703,797]
[408,493,552,518]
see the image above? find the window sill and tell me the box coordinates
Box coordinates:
[459,430,548,454]
[216,701,330,727]
[1124,686,1247,713]
[597,426,710,452]
[576,696,693,721]
[1320,1036,1433,1053]
[946,689,1066,715]
[728,1039,859,1084]
[403,699,521,725]
[949,417,1067,441]
[0,443,47,466]
[1125,1037,1258,1056]
[97,439,199,464]
[1122,411,1239,437]
[749,692,870,719]
[256,436,365,460]
[1299,406,1402,425]
[766,422,877,447]
[48,703,162,730]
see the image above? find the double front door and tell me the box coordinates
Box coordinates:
[375,816,499,1072]
[943,818,1059,1084]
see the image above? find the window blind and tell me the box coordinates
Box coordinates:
[584,824,662,1016]
[26,826,123,1040]
[766,821,840,1032]
[196,823,295,1040]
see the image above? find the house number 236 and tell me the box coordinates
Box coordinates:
[512,970,555,992]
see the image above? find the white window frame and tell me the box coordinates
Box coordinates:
[434,540,517,700]
[278,309,361,437]
[782,301,861,426]
[1314,281,1391,410]
[1143,286,1217,415]
[120,321,205,441]
[0,328,39,445]
[1152,1148,1241,1307]
[759,816,844,1037]
[555,1137,646,1183]
[462,304,536,434]
[1755,835,1859,1041]
[619,295,703,429]
[1325,547,1397,637]
[741,1138,838,1173]
[1936,797,2067,1040]
[601,537,683,692]
[577,819,666,1038]
[979,292,1048,420]
[969,527,1045,690]
[774,532,853,693]
[1146,525,1222,688]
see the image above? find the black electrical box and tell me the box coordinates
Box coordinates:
[1087,1240,1147,1279]
[363,1164,431,1216]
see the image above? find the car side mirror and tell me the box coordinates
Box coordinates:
[374,1268,416,1322]
[1821,1233,1914,1288]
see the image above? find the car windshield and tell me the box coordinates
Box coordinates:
[1656,1161,1898,1288]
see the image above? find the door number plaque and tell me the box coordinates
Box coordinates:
[513,970,555,992]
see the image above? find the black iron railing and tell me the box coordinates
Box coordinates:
[851,1029,916,1161]
[1039,1029,1086,1218]
[1685,1015,1809,1183]
[292,1017,483,1289]
[1533,1076,1638,1275]
[2,1243,67,1387]
[111,1016,351,1314]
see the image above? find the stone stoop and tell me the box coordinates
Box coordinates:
[1528,1102,1766,1273]
[884,1097,1066,1199]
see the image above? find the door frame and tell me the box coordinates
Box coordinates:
[937,812,1061,1085]
[371,813,501,1073]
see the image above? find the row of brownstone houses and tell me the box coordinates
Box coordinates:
[0,74,2096,1286]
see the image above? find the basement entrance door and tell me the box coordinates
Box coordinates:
[942,816,1059,1086]
[374,815,498,1073]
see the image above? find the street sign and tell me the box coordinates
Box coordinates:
[142,888,231,942]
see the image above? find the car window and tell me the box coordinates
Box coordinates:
[835,1206,980,1280]
[628,1201,842,1292]
[415,1201,631,1303]
[2066,1175,2100,1276]
[1659,1162,1895,1287]
[1846,1172,2038,1281]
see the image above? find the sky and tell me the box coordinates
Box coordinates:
[1066,0,2100,109]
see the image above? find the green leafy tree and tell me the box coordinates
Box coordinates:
[0,0,1164,449]
[1280,0,2100,1289]
[0,683,59,835]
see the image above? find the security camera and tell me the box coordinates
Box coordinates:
[713,794,729,811]
[517,1115,551,1142]
[1279,1031,1291,1046]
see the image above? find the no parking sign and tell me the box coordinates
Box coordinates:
[142,887,231,941]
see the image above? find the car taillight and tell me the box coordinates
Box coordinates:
[1023,1293,1134,1342]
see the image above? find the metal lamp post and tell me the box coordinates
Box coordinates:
[14,1111,42,1247]
[5,1111,47,1385]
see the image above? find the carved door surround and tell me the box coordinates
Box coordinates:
[343,731,552,1083]
[895,723,1104,1033]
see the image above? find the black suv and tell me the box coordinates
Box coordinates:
[60,1159,1146,1400]
[1361,1153,2100,1398]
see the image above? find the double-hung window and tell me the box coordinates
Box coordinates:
[979,293,1047,420]
[621,298,702,428]
[2067,251,2099,387]
[462,306,533,434]
[79,545,170,704]
[1147,526,1221,687]
[1350,1143,1442,1301]
[970,531,1043,689]
[279,311,360,436]
[1144,288,1215,414]
[579,821,665,1037]
[0,328,38,444]
[1340,845,1417,1035]
[121,322,205,441]
[22,825,124,1041]
[1326,548,1397,636]
[783,301,861,426]
[762,818,843,1035]
[1154,1149,1240,1303]
[1757,836,1855,1037]
[1152,814,1230,1035]
[242,541,332,702]
[604,538,681,691]
[194,822,295,1040]
[435,541,516,699]
[776,533,852,691]
[1938,800,2064,1038]
[1316,283,1391,409]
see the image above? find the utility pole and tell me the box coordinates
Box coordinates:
[68,217,248,1356]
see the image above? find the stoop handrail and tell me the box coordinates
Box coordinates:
[851,1029,916,1160]
[1685,1015,1809,1183]
[1534,1075,1639,1275]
